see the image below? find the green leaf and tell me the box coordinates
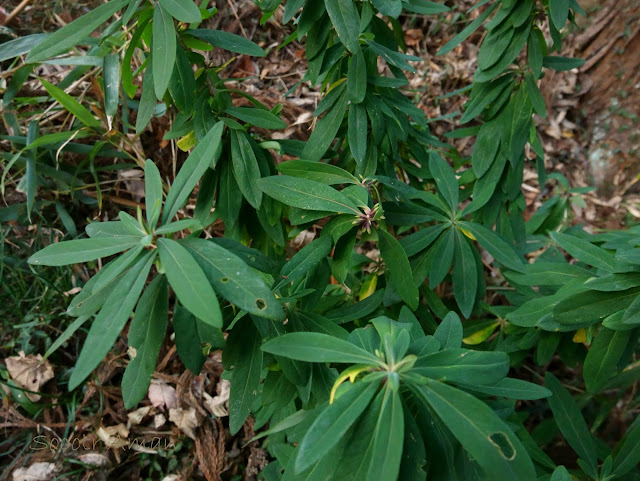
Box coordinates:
[371,0,402,17]
[279,236,333,289]
[173,305,206,372]
[542,56,585,71]
[367,387,404,481]
[326,290,385,323]
[585,272,640,292]
[226,106,287,129]
[347,48,367,103]
[429,228,455,289]
[378,229,419,310]
[452,229,477,318]
[366,40,421,73]
[459,221,525,273]
[302,87,349,161]
[437,2,499,55]
[0,34,48,62]
[277,160,359,185]
[324,0,360,53]
[457,378,552,400]
[28,237,139,266]
[549,0,570,30]
[190,29,266,56]
[478,26,515,71]
[144,159,163,227]
[400,224,447,257]
[158,238,222,327]
[136,64,156,133]
[158,0,202,22]
[550,231,619,272]
[402,0,450,14]
[412,380,536,480]
[550,466,572,481]
[230,130,263,208]
[262,332,383,365]
[257,175,361,214]
[162,121,224,223]
[229,318,263,434]
[122,275,169,408]
[26,0,128,62]
[182,238,284,321]
[294,382,378,472]
[348,103,368,164]
[583,327,630,393]
[428,153,458,212]
[69,252,155,390]
[544,372,598,474]
[169,42,196,113]
[413,349,510,386]
[612,416,640,477]
[434,311,463,349]
[471,120,501,177]
[524,72,546,117]
[152,5,177,100]
[554,288,640,326]
[103,53,120,118]
[40,78,101,128]
[506,262,591,286]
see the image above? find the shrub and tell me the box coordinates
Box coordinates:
[3,0,640,479]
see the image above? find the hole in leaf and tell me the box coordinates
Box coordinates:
[221,277,229,283]
[488,432,516,460]
[256,299,267,310]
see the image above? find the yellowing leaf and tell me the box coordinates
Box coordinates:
[573,328,587,344]
[177,131,197,151]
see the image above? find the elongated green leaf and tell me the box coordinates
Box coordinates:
[583,327,630,392]
[324,0,360,52]
[348,48,367,103]
[28,237,139,266]
[169,42,196,113]
[367,387,404,481]
[378,229,419,310]
[326,290,385,323]
[69,252,155,390]
[40,79,101,128]
[229,318,263,434]
[460,221,525,273]
[585,272,640,292]
[226,106,286,129]
[26,0,128,62]
[43,315,90,360]
[190,29,266,56]
[612,415,640,477]
[348,102,368,164]
[182,238,284,320]
[295,381,378,472]
[434,311,463,349]
[457,378,552,400]
[438,2,499,55]
[0,34,48,62]
[158,0,201,22]
[429,228,455,289]
[158,238,222,327]
[506,262,591,286]
[262,332,383,365]
[428,153,458,211]
[545,372,598,474]
[542,56,585,71]
[257,175,360,214]
[173,305,206,372]
[277,160,358,185]
[152,5,176,100]
[163,121,224,223]
[414,349,510,385]
[103,53,120,117]
[136,63,156,133]
[551,466,572,481]
[452,230,477,318]
[478,26,515,71]
[471,120,501,177]
[412,380,536,480]
[278,235,333,288]
[554,288,640,325]
[230,130,263,208]
[302,87,349,161]
[144,159,163,227]
[550,231,618,272]
[122,275,168,408]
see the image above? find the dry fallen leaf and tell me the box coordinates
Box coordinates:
[12,462,60,481]
[5,351,54,401]
[97,424,129,449]
[77,453,111,469]
[154,413,167,428]
[148,381,178,410]
[169,407,199,440]
[127,406,152,428]
[203,379,230,417]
